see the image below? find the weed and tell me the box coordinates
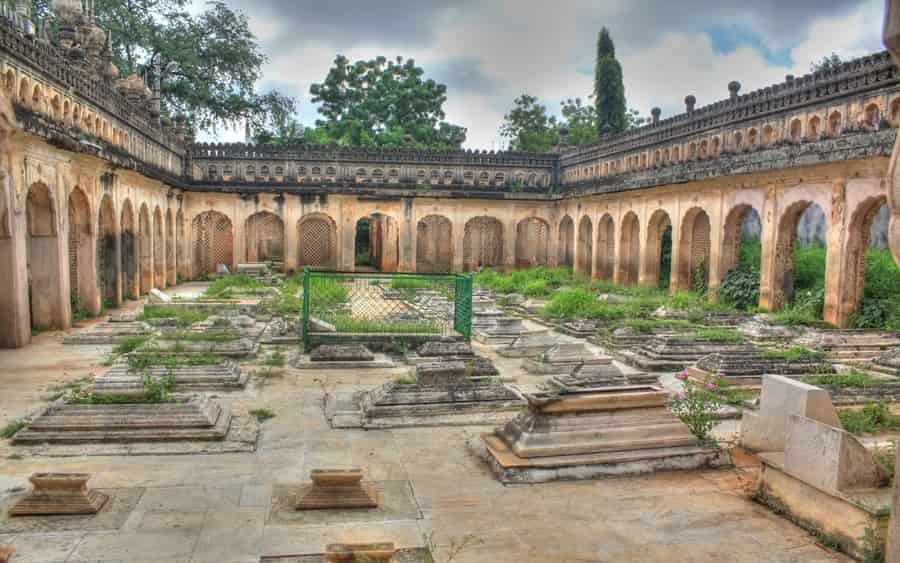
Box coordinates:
[139,306,209,327]
[113,335,150,354]
[760,346,825,363]
[1,419,27,439]
[859,524,886,563]
[838,402,900,435]
[250,408,276,422]
[803,370,879,387]
[395,376,417,385]
[264,349,286,367]
[691,328,745,342]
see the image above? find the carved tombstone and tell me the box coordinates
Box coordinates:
[9,473,107,516]
[293,469,377,510]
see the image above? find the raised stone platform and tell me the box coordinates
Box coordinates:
[544,362,657,392]
[560,319,598,338]
[794,329,900,364]
[474,317,547,346]
[403,342,500,377]
[495,333,559,359]
[143,336,259,357]
[617,336,751,372]
[8,473,108,516]
[328,361,522,428]
[522,342,612,375]
[63,318,153,345]
[471,385,728,483]
[294,344,395,369]
[689,348,835,387]
[293,469,378,510]
[92,361,248,397]
[13,396,234,446]
[869,348,900,377]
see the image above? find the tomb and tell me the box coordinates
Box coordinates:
[689,348,835,387]
[92,361,247,397]
[294,344,395,369]
[11,395,253,453]
[62,316,153,345]
[471,385,727,483]
[191,314,266,339]
[144,335,259,357]
[617,335,751,372]
[237,262,269,276]
[794,329,900,364]
[495,333,559,359]
[328,361,522,428]
[544,362,657,392]
[148,288,172,304]
[8,473,107,516]
[292,469,378,510]
[471,306,505,329]
[473,316,547,346]
[522,342,613,375]
[737,316,802,344]
[403,341,500,377]
[871,349,900,377]
[743,375,892,558]
[561,319,598,338]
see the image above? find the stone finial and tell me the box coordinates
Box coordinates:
[728,81,741,100]
[651,107,661,124]
[685,95,696,114]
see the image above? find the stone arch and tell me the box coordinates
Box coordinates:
[97,194,118,306]
[558,215,574,268]
[165,208,175,286]
[891,98,900,124]
[297,213,337,270]
[176,209,187,280]
[790,119,802,142]
[120,199,137,299]
[67,187,94,312]
[245,211,284,267]
[27,182,65,330]
[595,214,615,281]
[416,214,452,273]
[772,201,827,310]
[721,204,761,276]
[463,216,504,272]
[138,204,153,293]
[839,196,888,324]
[355,213,399,272]
[153,207,164,288]
[617,212,640,285]
[577,215,593,275]
[808,116,821,139]
[644,210,672,288]
[676,207,712,292]
[515,217,550,268]
[192,210,234,278]
[828,111,842,136]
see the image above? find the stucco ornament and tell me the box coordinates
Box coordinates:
[883,0,900,266]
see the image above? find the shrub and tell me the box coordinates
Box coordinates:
[692,256,708,295]
[250,408,276,422]
[1,419,26,439]
[114,335,149,355]
[691,329,744,342]
[760,345,825,362]
[838,402,900,435]
[541,288,600,321]
[669,370,722,442]
[720,268,760,310]
[804,370,879,387]
[793,244,827,293]
[139,306,208,327]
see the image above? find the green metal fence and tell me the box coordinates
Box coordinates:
[302,269,473,350]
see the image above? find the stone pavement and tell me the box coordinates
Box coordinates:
[0,321,852,562]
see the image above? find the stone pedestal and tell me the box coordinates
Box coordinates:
[324,543,395,562]
[522,342,612,375]
[294,469,377,510]
[296,344,394,369]
[9,473,108,516]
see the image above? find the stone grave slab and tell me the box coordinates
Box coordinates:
[474,316,547,346]
[268,480,420,526]
[9,473,107,516]
[148,288,172,304]
[293,469,377,510]
[92,361,247,397]
[143,336,259,357]
[870,349,900,377]
[544,362,657,392]
[617,335,752,372]
[0,487,142,534]
[689,347,835,387]
[63,319,153,345]
[562,319,598,338]
[237,262,269,276]
[495,333,559,359]
[471,385,728,483]
[295,344,394,369]
[403,342,501,379]
[522,342,613,375]
[795,329,900,364]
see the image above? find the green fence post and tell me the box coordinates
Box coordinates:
[302,267,311,352]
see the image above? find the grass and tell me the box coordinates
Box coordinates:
[203,274,266,299]
[139,305,209,327]
[329,315,441,334]
[716,386,759,407]
[126,352,224,372]
[838,402,900,435]
[250,408,276,422]
[1,419,26,439]
[395,376,417,385]
[113,335,150,354]
[690,328,745,342]
[264,349,286,367]
[873,441,897,485]
[624,319,692,333]
[157,330,238,342]
[760,345,825,363]
[804,370,881,387]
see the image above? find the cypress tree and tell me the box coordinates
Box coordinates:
[594,28,627,135]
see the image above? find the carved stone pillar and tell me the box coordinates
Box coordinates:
[885,0,900,268]
[757,183,780,310]
[824,178,850,326]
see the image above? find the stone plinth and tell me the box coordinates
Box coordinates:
[562,319,598,338]
[872,349,900,377]
[495,334,559,358]
[473,386,727,483]
[545,362,656,392]
[93,361,247,397]
[617,336,751,372]
[474,317,547,346]
[795,329,900,363]
[522,342,612,375]
[237,262,269,276]
[324,543,395,562]
[416,361,469,386]
[296,344,394,369]
[293,469,377,510]
[62,320,152,345]
[9,473,108,516]
[418,341,473,357]
[690,348,834,387]
[740,374,841,453]
[144,336,259,357]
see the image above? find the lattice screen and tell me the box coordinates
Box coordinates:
[246,212,284,263]
[690,213,711,281]
[515,217,549,268]
[192,211,234,276]
[298,217,335,268]
[416,215,452,273]
[463,216,504,271]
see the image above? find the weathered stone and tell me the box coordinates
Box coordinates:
[870,348,900,377]
[216,264,231,275]
[308,317,337,333]
[237,262,269,275]
[62,320,152,345]
[292,469,378,510]
[415,361,469,386]
[145,336,258,357]
[148,288,172,304]
[324,543,395,563]
[794,329,900,364]
[562,319,598,338]
[9,473,108,516]
[418,341,473,357]
[617,335,751,372]
[691,347,834,387]
[740,374,842,453]
[310,345,375,362]
[92,361,247,397]
[0,545,13,563]
[545,362,656,391]
[473,385,727,483]
[522,342,612,375]
[496,334,559,358]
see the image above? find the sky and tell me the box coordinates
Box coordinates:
[194,0,886,149]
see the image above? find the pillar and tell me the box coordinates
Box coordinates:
[0,169,30,347]
[758,183,780,310]
[823,178,848,326]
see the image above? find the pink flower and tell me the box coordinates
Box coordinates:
[676,392,686,400]
[706,383,717,390]
[676,370,689,380]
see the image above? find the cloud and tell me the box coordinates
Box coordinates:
[197,0,886,148]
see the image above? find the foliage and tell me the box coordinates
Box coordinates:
[139,306,209,327]
[692,256,708,295]
[252,97,304,145]
[67,374,176,405]
[691,329,744,342]
[713,382,759,407]
[852,249,900,329]
[810,52,843,73]
[838,402,900,435]
[559,97,600,146]
[760,346,825,362]
[658,226,672,289]
[859,524,886,563]
[113,335,150,354]
[204,274,266,298]
[264,349,286,367]
[250,408,275,422]
[793,244,827,294]
[308,277,350,312]
[329,315,440,334]
[624,318,691,333]
[803,370,879,387]
[872,441,896,487]
[594,27,627,134]
[126,351,223,372]
[1,419,26,439]
[475,267,575,295]
[499,94,559,153]
[309,55,466,149]
[669,371,722,442]
[395,376,417,385]
[720,268,760,310]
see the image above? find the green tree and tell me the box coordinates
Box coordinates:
[559,98,599,146]
[810,52,843,72]
[252,94,304,145]
[309,55,466,149]
[499,94,559,152]
[594,27,627,134]
[32,0,292,133]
